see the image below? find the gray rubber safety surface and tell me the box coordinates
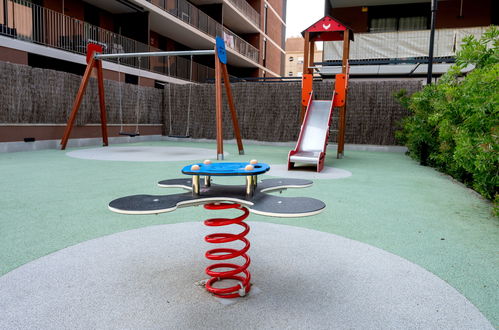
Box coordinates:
[0,222,493,330]
[66,146,227,162]
[267,164,352,179]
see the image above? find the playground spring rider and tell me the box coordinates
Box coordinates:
[109,161,325,298]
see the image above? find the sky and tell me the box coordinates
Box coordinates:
[285,0,326,38]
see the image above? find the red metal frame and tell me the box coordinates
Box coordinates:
[288,73,348,172]
[203,202,251,298]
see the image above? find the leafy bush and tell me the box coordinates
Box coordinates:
[396,26,498,214]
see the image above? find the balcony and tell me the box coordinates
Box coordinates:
[0,0,215,82]
[187,0,260,32]
[147,0,259,63]
[226,0,259,27]
[321,27,486,76]
[224,0,260,33]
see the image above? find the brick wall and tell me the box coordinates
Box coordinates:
[329,0,492,32]
[331,7,368,33]
[436,0,492,28]
[265,42,283,76]
[266,9,284,47]
[0,47,28,65]
[266,0,284,18]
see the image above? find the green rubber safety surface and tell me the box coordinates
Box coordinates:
[1,141,498,327]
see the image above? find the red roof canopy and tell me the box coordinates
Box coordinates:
[301,16,354,42]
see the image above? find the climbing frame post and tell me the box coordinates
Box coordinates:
[337,29,350,159]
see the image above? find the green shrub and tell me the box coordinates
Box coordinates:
[396,26,498,213]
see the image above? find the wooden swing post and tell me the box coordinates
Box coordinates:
[221,63,244,155]
[337,28,350,158]
[215,47,224,160]
[214,36,244,160]
[60,44,108,150]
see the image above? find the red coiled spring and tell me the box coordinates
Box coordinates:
[203,202,251,298]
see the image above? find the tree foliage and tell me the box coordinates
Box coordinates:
[396,26,498,215]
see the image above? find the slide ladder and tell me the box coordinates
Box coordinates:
[288,74,347,172]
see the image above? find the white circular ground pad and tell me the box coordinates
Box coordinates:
[66,146,226,162]
[267,164,352,179]
[0,222,492,330]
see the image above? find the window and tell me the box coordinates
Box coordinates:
[297,72,302,77]
[289,56,294,62]
[297,56,304,64]
[368,3,430,33]
[399,16,428,31]
[288,72,293,76]
[370,17,397,32]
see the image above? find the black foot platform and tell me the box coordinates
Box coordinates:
[109,178,325,217]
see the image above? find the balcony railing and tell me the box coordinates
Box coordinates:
[324,27,488,62]
[225,0,260,28]
[148,0,259,63]
[0,0,215,82]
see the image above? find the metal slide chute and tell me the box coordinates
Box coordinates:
[288,74,347,172]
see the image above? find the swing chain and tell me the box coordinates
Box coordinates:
[118,57,124,133]
[185,55,193,137]
[135,57,141,135]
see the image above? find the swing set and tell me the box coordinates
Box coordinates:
[60,37,244,160]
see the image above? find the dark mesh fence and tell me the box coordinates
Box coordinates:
[0,61,162,126]
[1,61,421,145]
[164,80,422,145]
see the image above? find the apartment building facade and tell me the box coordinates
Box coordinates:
[0,0,287,85]
[284,37,322,77]
[321,0,497,77]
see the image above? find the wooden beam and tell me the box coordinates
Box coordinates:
[221,63,244,155]
[95,59,109,146]
[301,32,311,123]
[215,48,224,160]
[309,40,315,75]
[302,31,310,77]
[60,55,96,150]
[337,30,351,158]
[341,29,350,75]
